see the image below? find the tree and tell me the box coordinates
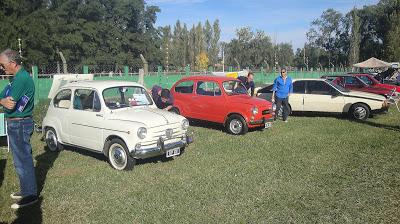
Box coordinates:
[196,52,209,71]
[349,8,361,65]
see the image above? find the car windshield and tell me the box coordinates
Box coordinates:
[327,80,350,92]
[103,86,153,109]
[222,80,248,95]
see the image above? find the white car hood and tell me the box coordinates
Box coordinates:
[108,107,182,128]
[343,90,386,101]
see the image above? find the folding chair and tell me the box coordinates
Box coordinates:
[387,88,400,112]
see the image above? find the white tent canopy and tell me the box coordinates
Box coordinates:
[353,57,391,68]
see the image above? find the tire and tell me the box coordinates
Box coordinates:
[226,114,248,135]
[45,128,63,152]
[350,103,370,120]
[106,139,135,171]
[170,107,180,115]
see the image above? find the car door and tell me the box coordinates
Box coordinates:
[303,80,345,113]
[51,89,73,143]
[173,80,195,117]
[289,80,306,111]
[191,81,226,123]
[68,88,104,151]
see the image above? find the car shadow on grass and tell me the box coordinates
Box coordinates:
[188,119,267,134]
[12,147,60,224]
[61,145,178,168]
[351,119,400,132]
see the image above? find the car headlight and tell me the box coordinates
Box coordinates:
[137,127,147,139]
[251,106,258,115]
[181,119,189,130]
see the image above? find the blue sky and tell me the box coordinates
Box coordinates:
[146,0,379,50]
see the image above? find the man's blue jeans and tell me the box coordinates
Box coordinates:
[7,118,37,197]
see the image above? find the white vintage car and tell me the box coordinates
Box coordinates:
[42,80,193,170]
[256,78,389,120]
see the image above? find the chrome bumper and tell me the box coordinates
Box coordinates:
[249,117,274,125]
[131,134,193,159]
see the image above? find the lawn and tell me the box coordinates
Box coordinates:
[0,104,399,223]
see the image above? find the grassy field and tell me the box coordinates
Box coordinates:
[0,104,399,223]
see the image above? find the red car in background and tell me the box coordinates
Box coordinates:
[170,76,273,135]
[351,73,400,93]
[321,74,395,98]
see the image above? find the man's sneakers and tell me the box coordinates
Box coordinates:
[10,192,23,200]
[10,194,38,210]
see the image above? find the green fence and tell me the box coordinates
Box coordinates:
[0,69,346,102]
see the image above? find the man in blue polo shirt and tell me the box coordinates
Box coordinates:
[272,68,293,122]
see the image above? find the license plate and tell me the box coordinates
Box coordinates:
[166,148,180,158]
[264,122,272,129]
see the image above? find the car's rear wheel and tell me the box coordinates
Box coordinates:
[350,103,370,120]
[45,128,63,152]
[107,139,135,171]
[226,114,248,135]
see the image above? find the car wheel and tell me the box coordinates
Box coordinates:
[226,114,248,135]
[350,103,370,120]
[107,139,135,171]
[170,107,180,115]
[45,128,63,152]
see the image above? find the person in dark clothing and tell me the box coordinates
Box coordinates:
[150,85,174,111]
[237,72,255,96]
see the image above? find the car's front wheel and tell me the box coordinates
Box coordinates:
[45,128,63,152]
[107,139,135,171]
[350,103,370,120]
[226,114,248,135]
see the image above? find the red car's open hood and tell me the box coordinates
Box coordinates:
[227,94,272,108]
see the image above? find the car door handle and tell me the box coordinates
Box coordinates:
[192,96,198,99]
[96,114,103,117]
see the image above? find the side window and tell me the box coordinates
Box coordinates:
[53,89,72,109]
[344,76,362,86]
[196,81,222,96]
[358,76,372,85]
[293,81,306,94]
[307,81,333,95]
[175,81,194,94]
[73,89,101,112]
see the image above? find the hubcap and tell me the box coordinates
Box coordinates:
[46,130,58,151]
[229,119,243,134]
[110,144,127,169]
[354,107,367,119]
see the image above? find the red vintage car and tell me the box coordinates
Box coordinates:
[170,76,273,135]
[321,74,395,98]
[351,73,400,93]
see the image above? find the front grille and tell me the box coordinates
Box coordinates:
[262,109,271,115]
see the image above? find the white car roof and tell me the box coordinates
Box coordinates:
[61,80,145,91]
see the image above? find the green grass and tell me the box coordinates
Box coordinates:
[1,105,400,223]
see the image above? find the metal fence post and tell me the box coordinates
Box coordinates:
[83,65,89,74]
[157,66,162,85]
[185,65,190,76]
[124,66,129,77]
[32,66,39,104]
